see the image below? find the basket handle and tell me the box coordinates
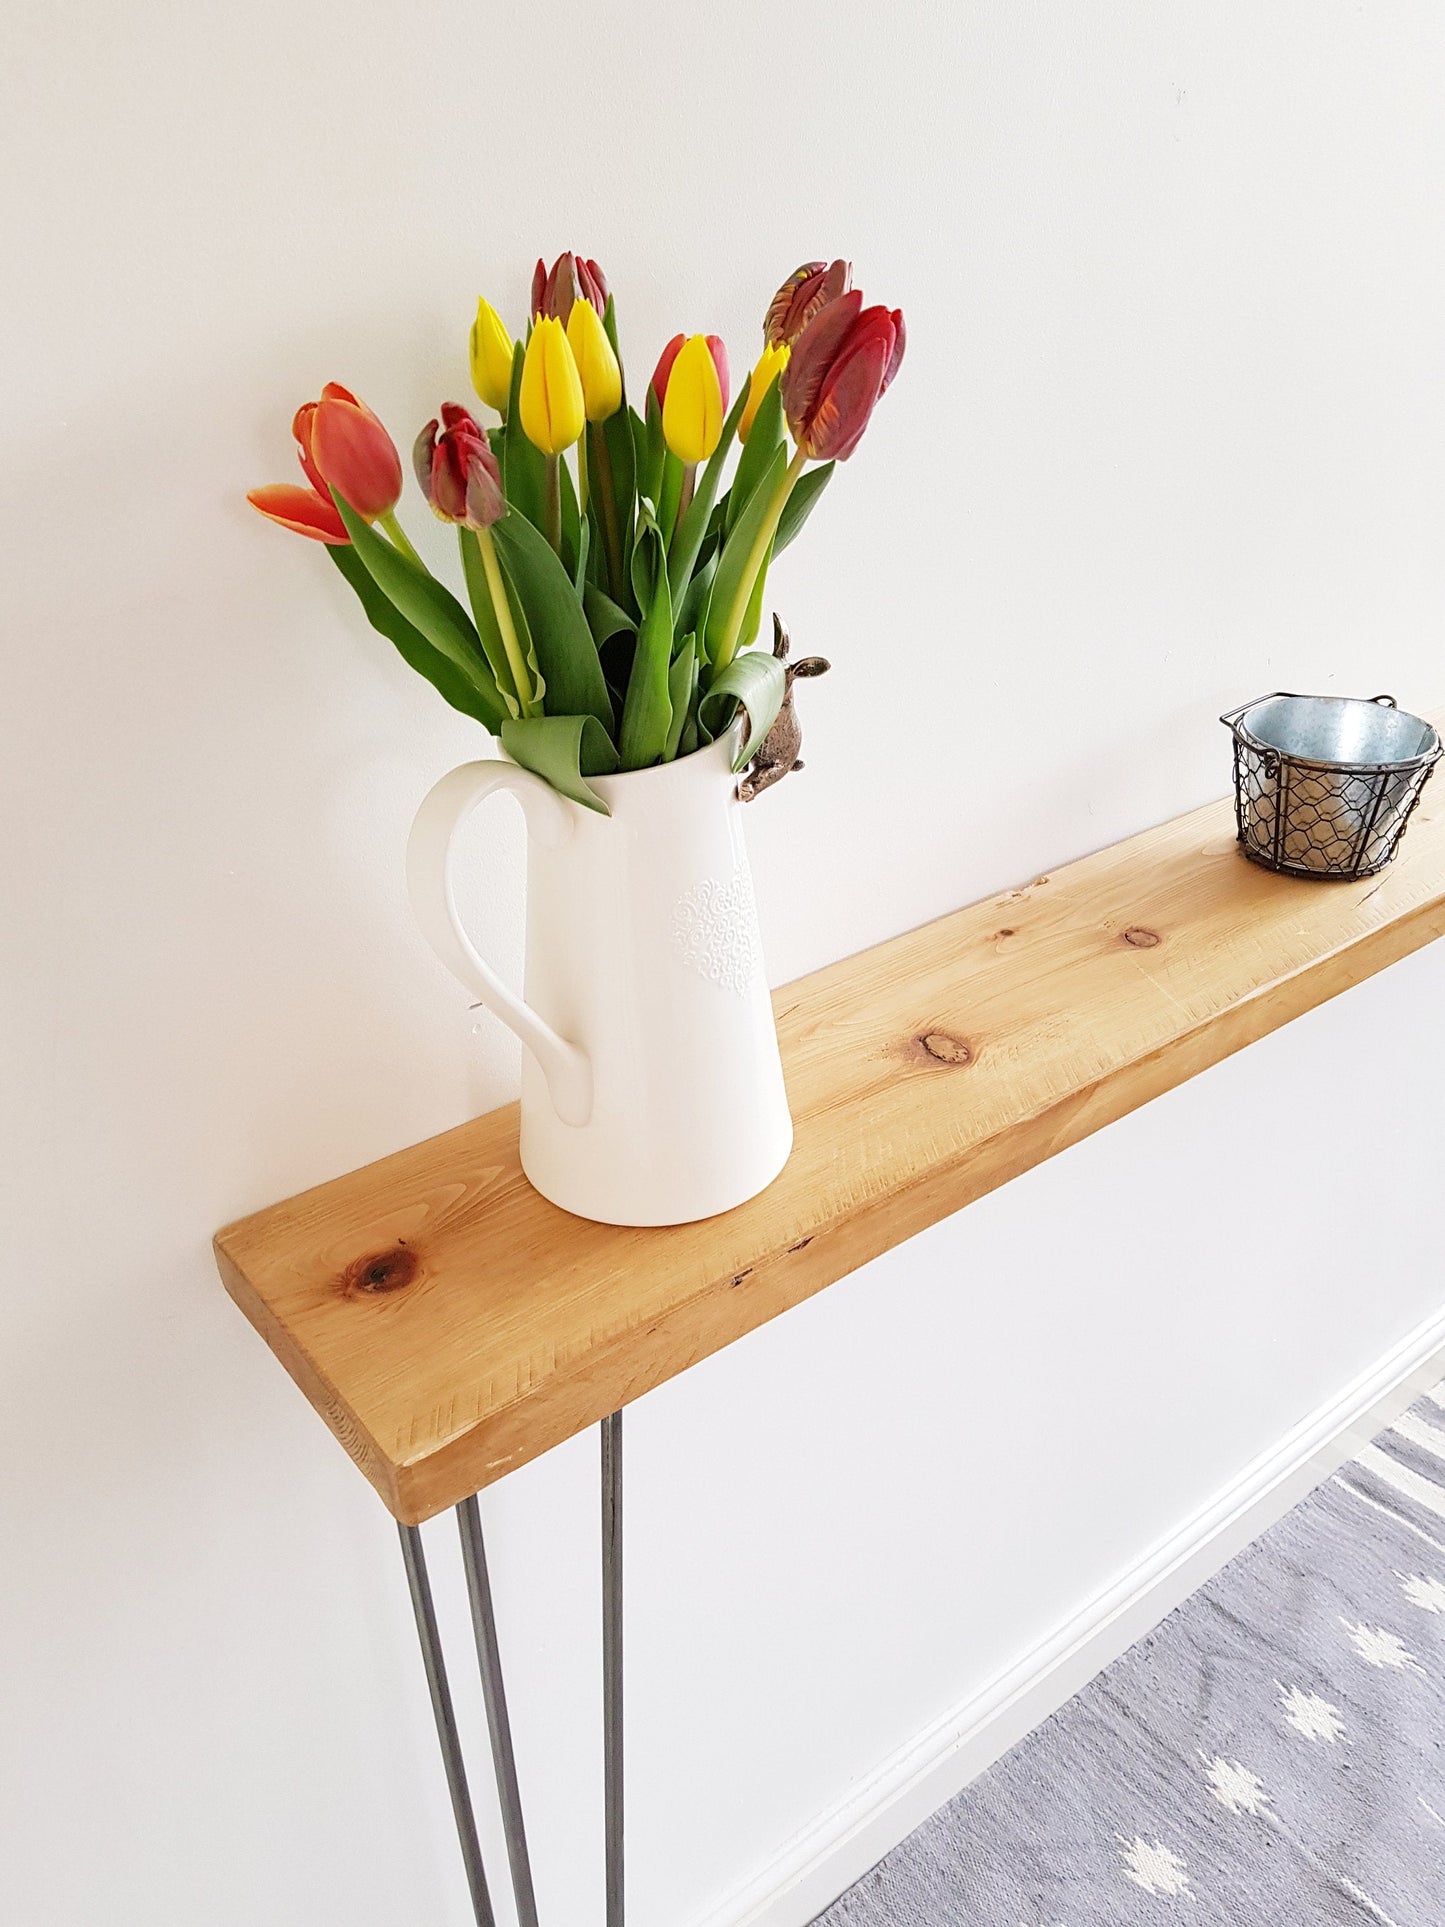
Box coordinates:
[1220,692,1289,731]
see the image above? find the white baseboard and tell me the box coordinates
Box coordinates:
[686,1304,1445,1927]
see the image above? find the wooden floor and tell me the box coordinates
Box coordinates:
[215,773,1445,1523]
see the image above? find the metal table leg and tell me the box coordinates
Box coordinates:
[397,1522,497,1927]
[458,1495,540,1927]
[603,1410,624,1927]
[399,1414,627,1926]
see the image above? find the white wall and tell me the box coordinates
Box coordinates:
[3,3,1443,1923]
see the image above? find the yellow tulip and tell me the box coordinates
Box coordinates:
[469,297,515,416]
[519,316,585,455]
[566,297,622,422]
[739,341,790,443]
[662,334,726,465]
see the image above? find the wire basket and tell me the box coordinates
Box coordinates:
[1221,692,1440,880]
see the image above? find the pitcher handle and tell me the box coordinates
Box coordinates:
[407,761,593,1128]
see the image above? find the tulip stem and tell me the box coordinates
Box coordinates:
[578,428,589,515]
[544,455,562,555]
[476,527,540,718]
[675,464,696,529]
[712,447,807,673]
[592,421,625,601]
[380,511,424,569]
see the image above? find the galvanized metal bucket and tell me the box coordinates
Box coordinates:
[1221,692,1440,880]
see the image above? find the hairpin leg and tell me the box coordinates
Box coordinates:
[457,1496,540,1927]
[602,1410,624,1927]
[397,1523,496,1927]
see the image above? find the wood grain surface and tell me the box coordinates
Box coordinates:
[215,775,1445,1522]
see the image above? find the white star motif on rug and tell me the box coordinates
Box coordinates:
[1399,1571,1445,1614]
[1202,1755,1271,1816]
[1116,1835,1192,1897]
[1277,1682,1346,1743]
[1341,1619,1422,1671]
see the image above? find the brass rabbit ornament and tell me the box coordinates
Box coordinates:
[737,615,830,802]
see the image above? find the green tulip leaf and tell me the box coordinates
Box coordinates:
[698,646,786,772]
[664,631,698,760]
[775,460,834,556]
[559,447,583,580]
[500,713,619,815]
[502,341,549,532]
[490,510,614,731]
[701,444,787,666]
[334,497,507,726]
[668,382,749,602]
[630,497,661,611]
[633,392,665,510]
[618,508,674,770]
[587,403,638,607]
[737,537,774,657]
[583,581,637,648]
[327,544,506,734]
[725,376,786,535]
[677,545,717,642]
[657,450,684,545]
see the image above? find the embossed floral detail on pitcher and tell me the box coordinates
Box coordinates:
[672,863,762,997]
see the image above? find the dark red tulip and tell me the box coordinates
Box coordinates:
[781,290,905,462]
[764,259,851,348]
[413,402,505,529]
[531,252,609,324]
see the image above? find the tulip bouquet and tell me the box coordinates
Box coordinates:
[250,255,904,810]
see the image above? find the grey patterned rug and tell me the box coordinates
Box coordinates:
[815,1378,1445,1926]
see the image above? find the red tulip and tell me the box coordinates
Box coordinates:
[413,403,505,529]
[764,259,851,349]
[781,291,905,461]
[309,382,402,521]
[247,398,349,543]
[650,333,685,405]
[651,332,729,411]
[531,252,609,324]
[703,334,730,415]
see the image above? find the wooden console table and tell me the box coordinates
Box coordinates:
[215,770,1445,1926]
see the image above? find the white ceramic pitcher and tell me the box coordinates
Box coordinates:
[406,726,794,1226]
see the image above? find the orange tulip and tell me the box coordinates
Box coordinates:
[246,481,347,543]
[248,399,348,543]
[308,382,403,521]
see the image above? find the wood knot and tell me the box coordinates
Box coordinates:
[1121,927,1162,949]
[995,927,1015,939]
[914,1030,974,1067]
[338,1245,419,1298]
